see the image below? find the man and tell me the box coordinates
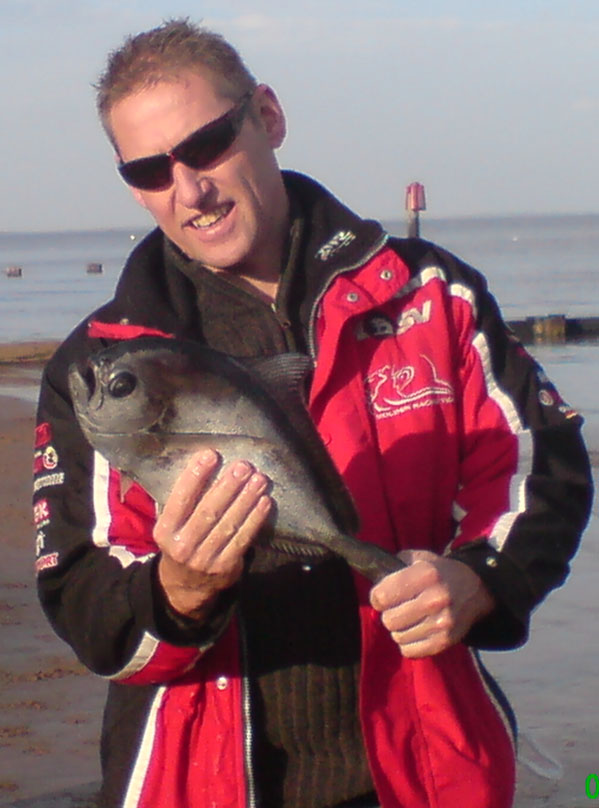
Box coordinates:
[33,19,592,808]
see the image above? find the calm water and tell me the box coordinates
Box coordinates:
[402,213,599,320]
[0,228,146,344]
[1,214,598,345]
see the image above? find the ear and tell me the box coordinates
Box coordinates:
[113,151,148,209]
[253,84,286,149]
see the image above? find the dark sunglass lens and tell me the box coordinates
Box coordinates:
[119,156,172,191]
[176,120,236,170]
[118,94,251,188]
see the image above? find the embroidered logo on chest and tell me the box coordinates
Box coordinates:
[357,301,432,340]
[315,230,356,261]
[365,354,454,419]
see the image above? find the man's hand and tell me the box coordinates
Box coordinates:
[153,449,271,620]
[369,549,495,658]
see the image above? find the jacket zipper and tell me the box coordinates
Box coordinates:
[307,233,389,358]
[235,232,386,807]
[270,302,297,352]
[239,616,257,808]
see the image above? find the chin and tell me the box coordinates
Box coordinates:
[195,237,256,270]
[187,245,250,271]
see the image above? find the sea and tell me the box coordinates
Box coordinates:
[2,213,599,341]
[1,214,599,440]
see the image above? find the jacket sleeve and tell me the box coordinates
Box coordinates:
[33,335,236,684]
[436,248,593,650]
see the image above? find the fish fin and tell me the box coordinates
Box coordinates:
[269,539,332,559]
[256,523,331,558]
[241,353,361,537]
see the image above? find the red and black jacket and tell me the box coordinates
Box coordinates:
[34,172,592,807]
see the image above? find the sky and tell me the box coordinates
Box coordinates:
[2,0,599,232]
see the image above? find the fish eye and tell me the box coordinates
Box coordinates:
[107,371,137,398]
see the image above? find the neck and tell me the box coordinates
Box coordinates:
[214,271,280,305]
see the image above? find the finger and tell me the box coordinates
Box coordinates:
[193,490,272,570]
[188,472,271,567]
[389,608,453,646]
[167,462,269,565]
[180,460,258,543]
[392,630,452,659]
[380,583,451,633]
[155,449,220,539]
[165,493,272,604]
[370,559,441,611]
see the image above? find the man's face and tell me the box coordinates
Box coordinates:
[109,72,288,276]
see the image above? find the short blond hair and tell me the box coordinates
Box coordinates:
[96,18,257,143]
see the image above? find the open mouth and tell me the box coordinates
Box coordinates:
[187,202,234,230]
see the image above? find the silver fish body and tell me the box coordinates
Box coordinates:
[68,337,405,582]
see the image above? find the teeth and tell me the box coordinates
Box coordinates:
[190,204,230,228]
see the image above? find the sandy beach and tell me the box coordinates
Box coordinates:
[0,347,597,807]
[0,351,105,807]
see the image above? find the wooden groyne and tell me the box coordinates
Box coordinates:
[4,264,103,277]
[507,314,599,345]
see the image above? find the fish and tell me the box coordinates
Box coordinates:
[68,337,406,583]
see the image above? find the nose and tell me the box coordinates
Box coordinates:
[171,162,212,208]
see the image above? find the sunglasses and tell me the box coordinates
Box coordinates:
[117,91,254,191]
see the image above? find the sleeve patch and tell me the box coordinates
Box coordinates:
[35,422,53,448]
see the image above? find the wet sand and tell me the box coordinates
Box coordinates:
[0,350,105,806]
[0,343,58,366]
[0,350,597,807]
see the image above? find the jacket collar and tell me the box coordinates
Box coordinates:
[96,171,390,339]
[282,171,387,275]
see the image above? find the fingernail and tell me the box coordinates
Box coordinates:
[257,495,272,512]
[232,461,252,480]
[191,449,217,476]
[248,473,268,491]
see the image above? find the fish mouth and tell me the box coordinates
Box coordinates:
[80,361,98,400]
[68,361,100,413]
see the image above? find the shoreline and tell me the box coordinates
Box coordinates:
[0,345,53,403]
[0,342,59,366]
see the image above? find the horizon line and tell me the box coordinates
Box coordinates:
[3,209,599,238]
